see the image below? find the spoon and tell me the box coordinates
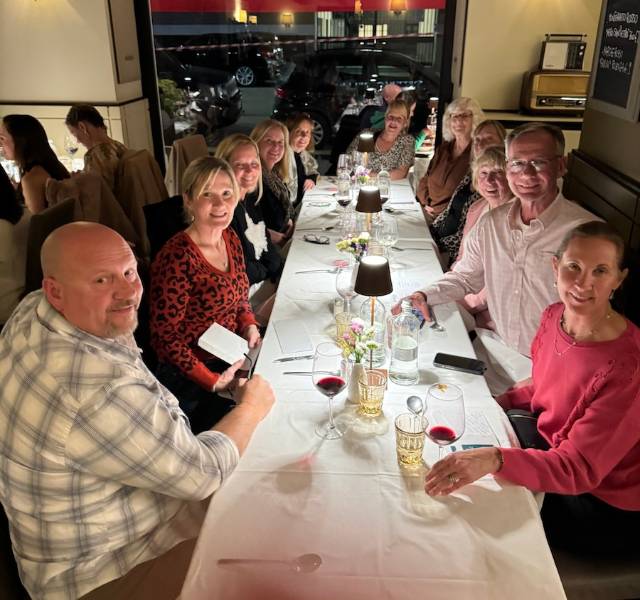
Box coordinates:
[217,553,322,574]
[407,395,424,416]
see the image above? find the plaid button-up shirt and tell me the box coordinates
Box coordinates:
[0,291,239,599]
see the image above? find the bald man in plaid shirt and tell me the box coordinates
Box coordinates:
[0,222,274,600]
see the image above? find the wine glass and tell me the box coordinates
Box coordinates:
[336,263,357,316]
[374,215,398,262]
[313,342,348,439]
[336,169,351,211]
[425,383,465,460]
[63,133,79,170]
[337,153,352,174]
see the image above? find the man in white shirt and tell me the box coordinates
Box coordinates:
[0,222,275,600]
[400,123,597,388]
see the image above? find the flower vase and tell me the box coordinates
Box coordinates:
[348,361,365,405]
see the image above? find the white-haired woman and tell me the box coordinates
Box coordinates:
[416,97,484,218]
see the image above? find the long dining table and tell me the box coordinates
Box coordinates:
[180,178,566,600]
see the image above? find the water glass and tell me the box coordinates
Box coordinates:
[357,368,387,417]
[395,413,428,467]
[335,311,353,342]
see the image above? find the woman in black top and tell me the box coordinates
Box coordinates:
[0,114,69,214]
[215,134,282,286]
[250,119,293,246]
[286,113,319,207]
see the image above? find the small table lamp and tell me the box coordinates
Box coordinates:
[356,185,382,232]
[357,132,375,168]
[355,255,393,367]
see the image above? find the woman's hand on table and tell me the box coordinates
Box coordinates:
[243,324,261,348]
[424,448,503,496]
[214,359,245,393]
[303,179,316,191]
[391,292,430,321]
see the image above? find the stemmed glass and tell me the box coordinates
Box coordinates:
[374,215,399,262]
[424,383,465,460]
[63,133,79,171]
[336,262,357,316]
[337,153,352,174]
[313,342,348,439]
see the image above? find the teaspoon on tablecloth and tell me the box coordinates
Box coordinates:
[217,553,322,574]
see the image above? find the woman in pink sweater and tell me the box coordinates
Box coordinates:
[425,221,640,553]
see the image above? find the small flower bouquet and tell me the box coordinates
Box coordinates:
[338,317,380,363]
[354,165,370,186]
[336,231,370,259]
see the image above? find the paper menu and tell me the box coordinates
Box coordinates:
[198,323,251,366]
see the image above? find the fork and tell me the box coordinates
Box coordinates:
[295,268,339,274]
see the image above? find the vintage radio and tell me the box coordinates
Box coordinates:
[520,70,590,114]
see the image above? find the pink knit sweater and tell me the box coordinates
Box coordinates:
[497,303,640,510]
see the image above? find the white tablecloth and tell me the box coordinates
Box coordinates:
[180,179,566,600]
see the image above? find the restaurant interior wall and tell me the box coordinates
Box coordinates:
[0,0,154,158]
[453,0,602,110]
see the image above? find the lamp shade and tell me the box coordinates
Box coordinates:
[354,255,393,297]
[357,132,375,153]
[356,186,382,213]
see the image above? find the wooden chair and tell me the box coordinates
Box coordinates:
[165,135,209,196]
[24,198,76,294]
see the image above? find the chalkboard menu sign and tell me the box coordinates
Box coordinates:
[589,0,640,121]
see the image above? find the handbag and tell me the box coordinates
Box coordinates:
[506,409,550,450]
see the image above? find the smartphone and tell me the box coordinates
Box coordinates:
[433,352,486,376]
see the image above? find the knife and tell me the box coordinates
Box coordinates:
[283,371,314,375]
[273,354,314,363]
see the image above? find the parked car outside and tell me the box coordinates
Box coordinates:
[157,31,284,87]
[272,48,439,148]
[155,50,242,139]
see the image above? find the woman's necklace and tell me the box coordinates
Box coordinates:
[553,309,612,356]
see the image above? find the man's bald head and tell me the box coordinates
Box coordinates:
[382,84,403,105]
[41,223,142,338]
[41,222,130,280]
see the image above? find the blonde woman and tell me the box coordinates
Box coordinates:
[286,113,320,206]
[150,156,260,433]
[347,99,415,180]
[215,134,282,287]
[250,119,293,245]
[417,97,484,217]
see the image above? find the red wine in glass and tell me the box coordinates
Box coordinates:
[427,425,459,446]
[313,343,348,440]
[425,383,465,460]
[337,197,351,208]
[315,375,346,397]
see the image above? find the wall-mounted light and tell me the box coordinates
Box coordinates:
[354,0,363,16]
[249,14,257,24]
[389,0,407,15]
[236,9,248,23]
[280,12,294,27]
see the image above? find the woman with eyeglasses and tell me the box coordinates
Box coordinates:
[346,100,415,180]
[250,119,293,246]
[286,114,319,208]
[215,134,283,289]
[0,114,69,214]
[425,221,640,556]
[430,119,506,265]
[416,97,484,219]
[150,157,261,434]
